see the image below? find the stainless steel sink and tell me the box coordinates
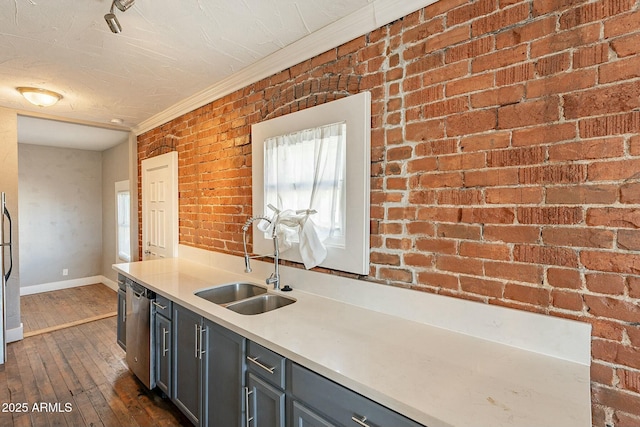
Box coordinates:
[195,282,267,305]
[226,294,295,315]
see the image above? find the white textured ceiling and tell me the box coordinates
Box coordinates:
[1,0,374,149]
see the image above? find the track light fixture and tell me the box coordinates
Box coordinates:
[104,0,135,34]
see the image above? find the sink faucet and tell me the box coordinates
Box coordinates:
[242,216,281,290]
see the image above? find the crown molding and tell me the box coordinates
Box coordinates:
[135,0,437,135]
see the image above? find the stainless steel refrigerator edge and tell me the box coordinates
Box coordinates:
[1,192,14,365]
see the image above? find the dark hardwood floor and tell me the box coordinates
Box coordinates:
[1,284,191,426]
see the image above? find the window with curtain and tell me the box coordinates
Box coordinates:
[251,91,371,275]
[263,121,346,247]
[116,187,131,262]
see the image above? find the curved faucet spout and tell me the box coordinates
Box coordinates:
[242,216,281,290]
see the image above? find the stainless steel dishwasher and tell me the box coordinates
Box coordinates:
[125,279,155,389]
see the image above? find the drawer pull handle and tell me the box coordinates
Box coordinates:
[245,387,254,426]
[351,415,371,427]
[246,356,275,374]
[162,327,169,356]
[152,301,167,310]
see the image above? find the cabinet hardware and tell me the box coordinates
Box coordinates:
[194,324,200,359]
[199,325,206,359]
[245,387,254,426]
[246,356,275,374]
[121,300,126,322]
[351,415,372,427]
[162,327,169,356]
[152,301,167,310]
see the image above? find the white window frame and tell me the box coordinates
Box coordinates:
[251,91,370,274]
[115,180,131,263]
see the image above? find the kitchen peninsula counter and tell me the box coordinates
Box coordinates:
[114,254,591,427]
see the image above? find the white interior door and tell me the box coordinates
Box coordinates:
[142,152,178,260]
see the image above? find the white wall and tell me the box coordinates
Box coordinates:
[18,144,102,288]
[102,141,130,282]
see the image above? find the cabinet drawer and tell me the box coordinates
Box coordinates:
[291,363,425,427]
[246,341,286,389]
[153,294,172,319]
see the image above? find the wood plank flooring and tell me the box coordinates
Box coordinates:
[1,285,191,427]
[21,284,117,334]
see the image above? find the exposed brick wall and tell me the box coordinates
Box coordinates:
[138,0,640,424]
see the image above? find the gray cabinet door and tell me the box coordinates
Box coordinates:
[202,319,246,427]
[155,313,172,397]
[291,401,336,427]
[247,372,285,427]
[117,288,126,350]
[172,304,201,425]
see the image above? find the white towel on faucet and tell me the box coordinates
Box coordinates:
[261,207,327,269]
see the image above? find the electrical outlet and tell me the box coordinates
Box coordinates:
[63,269,68,276]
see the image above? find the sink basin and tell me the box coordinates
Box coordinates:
[195,282,267,305]
[226,294,295,315]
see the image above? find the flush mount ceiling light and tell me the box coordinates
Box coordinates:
[16,87,62,107]
[104,0,135,34]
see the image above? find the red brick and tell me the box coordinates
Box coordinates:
[437,223,482,240]
[527,69,597,99]
[587,208,640,228]
[564,82,640,119]
[406,221,435,236]
[446,73,494,97]
[519,164,587,185]
[447,0,497,26]
[415,238,457,254]
[586,273,626,295]
[496,16,557,49]
[611,33,640,57]
[581,250,640,275]
[532,0,584,17]
[437,189,483,205]
[514,244,579,267]
[470,84,525,108]
[370,252,401,266]
[402,19,445,49]
[549,138,625,161]
[585,295,640,324]
[542,227,614,248]
[486,187,543,204]
[548,267,582,289]
[621,183,640,204]
[517,206,583,224]
[472,45,528,73]
[496,62,534,85]
[379,267,413,283]
[460,132,511,152]
[579,111,640,138]
[530,24,600,57]
[551,289,584,310]
[405,119,446,141]
[504,283,550,306]
[484,260,543,284]
[498,97,560,129]
[437,255,484,276]
[423,61,469,86]
[573,43,609,69]
[465,168,519,187]
[604,9,640,38]
[512,123,576,147]
[536,52,571,76]
[589,159,640,182]
[416,271,459,289]
[545,185,618,205]
[446,109,497,136]
[460,241,511,260]
[460,276,504,298]
[403,252,434,267]
[618,230,640,251]
[487,146,545,167]
[417,207,462,222]
[460,207,515,224]
[439,152,486,171]
[418,171,464,188]
[484,225,541,243]
[445,36,495,63]
[600,55,640,84]
[472,3,530,36]
[423,97,469,118]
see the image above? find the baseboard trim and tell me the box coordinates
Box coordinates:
[20,275,117,296]
[7,323,23,343]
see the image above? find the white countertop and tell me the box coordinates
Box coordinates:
[114,255,591,427]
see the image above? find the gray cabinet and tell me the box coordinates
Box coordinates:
[154,311,172,396]
[202,320,246,427]
[172,303,202,425]
[291,401,335,427]
[245,342,286,427]
[290,363,424,427]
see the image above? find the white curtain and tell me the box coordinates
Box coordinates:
[264,121,346,248]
